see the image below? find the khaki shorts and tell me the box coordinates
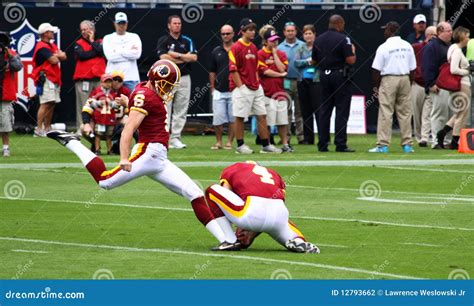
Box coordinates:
[0,102,14,133]
[40,79,61,104]
[264,97,288,126]
[232,85,266,119]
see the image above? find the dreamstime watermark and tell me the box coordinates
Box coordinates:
[91,0,118,25]
[448,268,470,280]
[85,188,107,208]
[181,3,204,24]
[359,180,382,199]
[369,260,390,279]
[4,180,26,200]
[442,175,474,208]
[190,260,212,279]
[11,260,34,280]
[359,4,381,24]
[92,268,114,280]
[3,3,26,23]
[365,91,379,111]
[448,91,470,114]
[270,269,292,280]
[448,0,473,25]
[267,4,291,26]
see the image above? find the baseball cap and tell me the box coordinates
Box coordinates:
[38,23,58,34]
[413,14,426,24]
[381,21,400,33]
[115,12,128,24]
[239,18,255,30]
[100,74,113,82]
[110,70,125,80]
[263,28,280,42]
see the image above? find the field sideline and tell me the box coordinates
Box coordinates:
[0,133,473,280]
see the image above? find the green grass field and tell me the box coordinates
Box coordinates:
[0,132,473,280]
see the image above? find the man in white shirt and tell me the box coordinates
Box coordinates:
[103,12,142,92]
[370,21,417,153]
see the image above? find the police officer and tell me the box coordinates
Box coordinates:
[312,15,356,152]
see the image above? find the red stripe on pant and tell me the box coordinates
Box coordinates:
[204,187,225,218]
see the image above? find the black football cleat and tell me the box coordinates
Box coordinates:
[47,130,80,146]
[211,240,242,251]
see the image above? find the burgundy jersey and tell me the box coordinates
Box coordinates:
[220,162,286,200]
[111,86,131,120]
[128,82,169,147]
[90,91,116,126]
[258,47,288,99]
[228,38,260,91]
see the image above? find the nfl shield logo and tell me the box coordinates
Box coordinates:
[9,19,61,100]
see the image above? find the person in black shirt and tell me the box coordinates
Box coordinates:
[209,24,235,150]
[156,15,198,149]
[312,15,356,152]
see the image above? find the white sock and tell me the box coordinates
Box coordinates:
[215,216,237,243]
[205,219,226,243]
[65,140,96,166]
[3,145,8,150]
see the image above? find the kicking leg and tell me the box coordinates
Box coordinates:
[149,160,229,244]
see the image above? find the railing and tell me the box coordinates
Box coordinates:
[3,0,412,9]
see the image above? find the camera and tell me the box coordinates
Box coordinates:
[469,60,474,75]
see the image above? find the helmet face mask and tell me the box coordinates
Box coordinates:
[148,59,181,102]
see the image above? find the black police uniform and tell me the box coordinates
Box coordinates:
[312,29,354,151]
[156,34,197,76]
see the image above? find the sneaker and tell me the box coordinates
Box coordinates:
[46,130,81,146]
[402,144,414,153]
[211,240,242,251]
[260,144,282,154]
[169,138,187,149]
[3,148,10,157]
[418,141,427,147]
[236,144,254,154]
[368,146,388,153]
[285,238,320,254]
[282,144,294,153]
[33,128,46,137]
[16,98,29,113]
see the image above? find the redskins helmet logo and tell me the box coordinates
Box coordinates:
[155,65,170,78]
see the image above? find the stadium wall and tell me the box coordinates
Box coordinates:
[1,7,430,131]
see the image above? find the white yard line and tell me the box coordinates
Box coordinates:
[2,196,472,231]
[1,159,474,169]
[410,196,474,202]
[11,249,49,254]
[0,236,422,280]
[399,243,443,248]
[294,215,474,231]
[376,166,474,174]
[356,197,474,205]
[287,184,474,198]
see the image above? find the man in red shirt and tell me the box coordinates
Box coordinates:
[32,23,67,137]
[258,28,292,153]
[229,18,281,154]
[47,60,237,250]
[411,26,436,147]
[73,20,106,130]
[0,32,23,157]
[205,161,320,253]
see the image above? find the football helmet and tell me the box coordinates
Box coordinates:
[147,59,181,101]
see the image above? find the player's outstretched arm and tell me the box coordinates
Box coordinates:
[119,110,145,172]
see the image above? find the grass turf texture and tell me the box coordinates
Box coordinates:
[0,133,473,279]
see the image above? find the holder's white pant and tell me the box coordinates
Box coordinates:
[207,184,303,245]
